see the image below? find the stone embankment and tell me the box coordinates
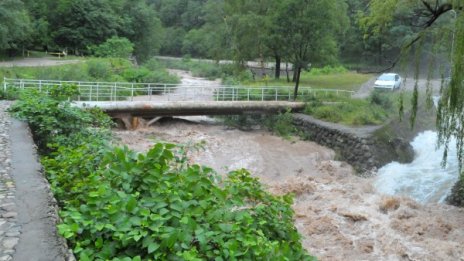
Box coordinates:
[0,102,19,261]
[0,101,72,261]
[293,114,414,174]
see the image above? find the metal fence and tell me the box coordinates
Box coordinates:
[2,78,354,102]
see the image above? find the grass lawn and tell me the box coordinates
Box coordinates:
[244,71,373,91]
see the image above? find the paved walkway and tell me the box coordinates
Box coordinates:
[0,101,70,261]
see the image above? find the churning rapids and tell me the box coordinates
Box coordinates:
[375,131,459,203]
[115,70,464,260]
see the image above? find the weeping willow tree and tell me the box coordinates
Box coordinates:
[363,0,464,205]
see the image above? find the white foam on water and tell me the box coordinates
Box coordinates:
[374,131,460,203]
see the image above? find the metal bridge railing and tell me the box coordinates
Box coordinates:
[3,78,354,102]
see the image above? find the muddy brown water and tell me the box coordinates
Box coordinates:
[114,70,464,260]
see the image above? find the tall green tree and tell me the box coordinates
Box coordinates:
[277,0,348,99]
[50,0,122,54]
[120,0,164,63]
[0,0,32,55]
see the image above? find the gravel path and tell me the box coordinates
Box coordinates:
[0,101,71,261]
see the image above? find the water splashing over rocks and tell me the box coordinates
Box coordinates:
[375,131,459,203]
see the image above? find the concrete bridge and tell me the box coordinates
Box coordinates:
[77,100,305,129]
[3,78,353,129]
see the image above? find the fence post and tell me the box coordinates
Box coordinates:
[39,80,42,92]
[148,83,152,101]
[261,88,264,101]
[247,89,250,101]
[89,85,93,101]
[131,83,134,101]
[77,82,81,101]
[275,88,278,101]
[3,78,6,93]
[96,83,99,102]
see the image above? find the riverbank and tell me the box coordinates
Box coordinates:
[113,120,464,260]
[111,69,464,260]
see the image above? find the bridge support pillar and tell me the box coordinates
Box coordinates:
[112,113,141,130]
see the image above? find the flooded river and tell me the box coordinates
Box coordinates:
[114,70,464,260]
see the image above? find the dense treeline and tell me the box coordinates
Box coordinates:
[1,0,425,66]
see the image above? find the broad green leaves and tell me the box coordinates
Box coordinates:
[12,90,316,260]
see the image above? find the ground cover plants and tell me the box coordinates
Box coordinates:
[243,66,373,91]
[304,91,396,126]
[9,86,314,260]
[0,58,179,84]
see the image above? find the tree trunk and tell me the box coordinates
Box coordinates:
[274,55,281,79]
[378,40,382,65]
[292,68,298,82]
[293,67,302,101]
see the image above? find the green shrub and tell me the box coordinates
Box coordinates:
[265,110,297,138]
[11,84,314,261]
[87,59,112,80]
[308,65,347,76]
[143,58,164,71]
[93,37,134,59]
[303,95,391,126]
[122,67,151,83]
[8,85,112,151]
[370,90,393,110]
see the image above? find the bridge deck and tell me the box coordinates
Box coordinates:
[75,101,306,117]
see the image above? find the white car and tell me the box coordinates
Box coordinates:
[374,73,402,90]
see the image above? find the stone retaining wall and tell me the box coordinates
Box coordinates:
[292,114,413,174]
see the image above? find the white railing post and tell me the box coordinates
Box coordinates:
[261,88,264,101]
[131,83,134,101]
[3,77,6,93]
[275,88,278,101]
[96,83,99,102]
[89,85,93,101]
[148,83,152,101]
[247,89,250,101]
[77,82,81,101]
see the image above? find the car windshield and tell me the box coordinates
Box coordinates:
[378,74,395,81]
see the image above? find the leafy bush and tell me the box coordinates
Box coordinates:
[93,37,134,59]
[264,110,297,138]
[9,85,112,151]
[308,65,347,76]
[11,86,314,260]
[369,90,393,110]
[87,59,112,80]
[304,98,390,126]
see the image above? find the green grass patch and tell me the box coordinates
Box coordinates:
[0,57,179,84]
[304,90,401,126]
[245,71,372,91]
